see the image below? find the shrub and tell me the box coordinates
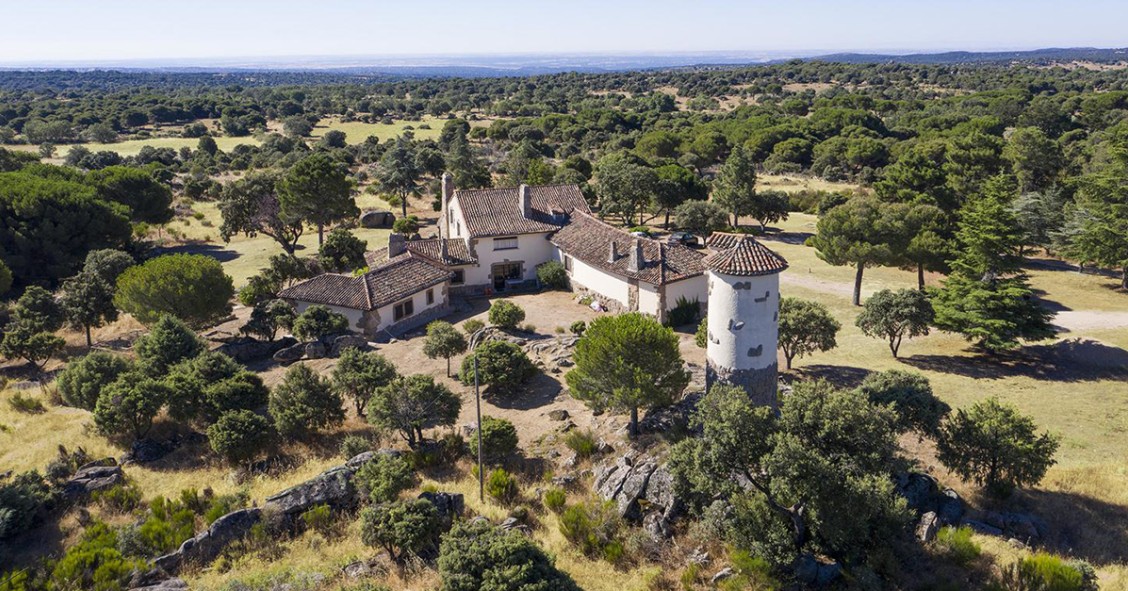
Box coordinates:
[340,435,373,459]
[47,522,144,591]
[558,500,622,561]
[569,320,586,336]
[207,410,275,465]
[134,314,205,376]
[367,374,461,448]
[564,429,597,458]
[469,416,519,461]
[934,526,980,565]
[695,317,707,348]
[460,340,536,395]
[93,374,169,440]
[462,319,485,335]
[438,520,581,591]
[392,215,420,235]
[0,471,55,541]
[270,364,345,437]
[7,393,45,414]
[359,499,442,561]
[165,351,269,424]
[301,504,334,535]
[56,351,134,410]
[91,483,143,513]
[487,300,525,329]
[667,296,700,327]
[354,453,416,504]
[486,468,519,504]
[543,488,567,513]
[537,261,568,289]
[857,370,949,437]
[997,552,1092,591]
[291,305,349,341]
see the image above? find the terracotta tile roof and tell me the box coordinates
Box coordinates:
[702,233,788,277]
[455,184,591,238]
[281,252,451,311]
[364,238,476,268]
[550,210,706,285]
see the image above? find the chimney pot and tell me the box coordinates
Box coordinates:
[518,184,531,219]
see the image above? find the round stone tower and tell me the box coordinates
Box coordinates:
[702,234,788,407]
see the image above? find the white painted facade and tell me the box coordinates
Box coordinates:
[372,282,448,333]
[706,271,779,373]
[665,275,708,311]
[464,233,555,288]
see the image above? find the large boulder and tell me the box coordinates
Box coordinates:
[917,511,939,542]
[154,508,262,574]
[124,439,174,464]
[639,391,703,436]
[359,210,394,229]
[214,336,297,363]
[264,465,357,516]
[330,334,369,357]
[894,472,940,514]
[593,454,683,539]
[419,491,464,530]
[272,343,306,364]
[304,341,327,360]
[63,462,123,497]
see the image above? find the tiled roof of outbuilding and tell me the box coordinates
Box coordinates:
[455,184,591,237]
[702,232,788,277]
[550,210,706,285]
[280,253,451,311]
[364,238,477,268]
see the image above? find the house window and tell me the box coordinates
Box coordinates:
[393,299,414,321]
[493,236,518,251]
[564,255,573,272]
[452,269,465,285]
[426,289,434,305]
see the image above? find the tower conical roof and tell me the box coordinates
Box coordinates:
[702,234,788,276]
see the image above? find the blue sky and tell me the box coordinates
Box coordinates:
[1,0,1126,64]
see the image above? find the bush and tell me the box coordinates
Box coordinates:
[56,351,134,410]
[569,320,586,336]
[354,454,415,504]
[47,523,145,591]
[207,410,275,465]
[291,305,349,341]
[695,317,708,348]
[392,215,420,235]
[134,314,205,376]
[558,500,622,561]
[93,374,169,440]
[438,520,581,591]
[7,393,45,414]
[462,319,485,335]
[997,552,1092,591]
[165,351,269,424]
[91,483,143,513]
[563,429,597,458]
[537,261,568,289]
[487,300,525,329]
[857,370,949,437]
[460,340,536,395]
[359,499,442,561]
[269,364,345,437]
[486,468,519,504]
[0,471,55,541]
[301,503,334,535]
[667,296,700,327]
[340,435,373,459]
[469,416,519,461]
[934,526,980,565]
[543,487,567,513]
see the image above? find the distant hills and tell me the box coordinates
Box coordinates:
[1,47,1125,78]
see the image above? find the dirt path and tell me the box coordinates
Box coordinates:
[779,270,1128,333]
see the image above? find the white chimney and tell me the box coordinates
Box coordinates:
[440,172,454,238]
[628,239,644,273]
[518,184,531,219]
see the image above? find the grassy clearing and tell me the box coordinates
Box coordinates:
[311,117,445,144]
[758,173,865,195]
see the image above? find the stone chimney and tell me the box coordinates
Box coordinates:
[518,184,531,219]
[440,172,454,238]
[608,241,619,263]
[439,238,449,262]
[388,233,407,258]
[628,239,644,273]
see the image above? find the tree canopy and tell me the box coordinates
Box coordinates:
[114,254,234,328]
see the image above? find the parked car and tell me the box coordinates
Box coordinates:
[667,231,699,247]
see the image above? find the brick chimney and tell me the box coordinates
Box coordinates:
[388,233,407,258]
[628,239,644,273]
[608,241,619,263]
[518,184,531,219]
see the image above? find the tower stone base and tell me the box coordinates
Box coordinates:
[706,361,779,408]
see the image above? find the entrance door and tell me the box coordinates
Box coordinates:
[492,262,522,291]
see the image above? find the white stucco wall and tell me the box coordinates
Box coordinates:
[464,233,555,287]
[447,197,469,239]
[706,271,780,372]
[568,257,631,308]
[374,282,448,332]
[638,282,661,316]
[289,301,365,333]
[664,275,707,314]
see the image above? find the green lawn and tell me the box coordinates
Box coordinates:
[310,116,446,144]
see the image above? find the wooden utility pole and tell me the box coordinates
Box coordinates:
[474,354,483,502]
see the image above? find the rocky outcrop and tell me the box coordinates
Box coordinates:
[154,508,262,573]
[330,334,369,357]
[214,336,297,363]
[271,335,367,364]
[265,465,357,516]
[272,343,306,364]
[639,391,703,436]
[418,491,464,530]
[794,554,842,586]
[593,453,683,540]
[917,511,939,542]
[894,472,1047,544]
[894,472,964,527]
[63,461,123,497]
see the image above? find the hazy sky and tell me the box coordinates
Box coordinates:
[2,0,1126,64]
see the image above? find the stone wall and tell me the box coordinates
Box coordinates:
[706,361,778,408]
